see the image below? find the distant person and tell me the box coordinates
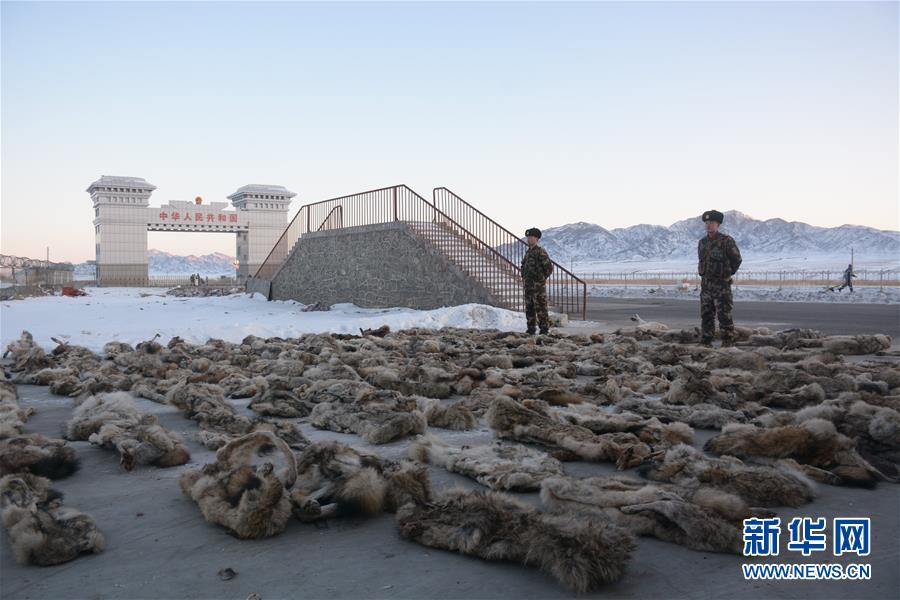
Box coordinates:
[521,227,554,335]
[837,264,856,292]
[698,210,742,347]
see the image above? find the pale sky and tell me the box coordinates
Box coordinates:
[2,1,897,262]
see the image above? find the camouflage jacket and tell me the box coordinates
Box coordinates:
[698,233,742,280]
[521,245,554,282]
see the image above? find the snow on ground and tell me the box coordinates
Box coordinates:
[589,283,900,304]
[0,287,526,353]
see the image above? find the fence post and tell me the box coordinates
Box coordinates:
[392,187,398,222]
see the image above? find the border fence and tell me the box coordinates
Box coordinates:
[577,269,900,289]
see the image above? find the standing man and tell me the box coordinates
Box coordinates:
[521,227,554,335]
[837,264,856,292]
[698,210,742,347]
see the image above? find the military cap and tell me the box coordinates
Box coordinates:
[701,210,724,224]
[525,227,542,239]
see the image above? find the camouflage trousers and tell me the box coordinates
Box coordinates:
[524,280,550,333]
[700,277,734,342]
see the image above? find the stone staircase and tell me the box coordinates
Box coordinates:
[407,221,524,312]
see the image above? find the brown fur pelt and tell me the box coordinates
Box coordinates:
[486,396,651,468]
[166,381,255,435]
[3,331,53,375]
[639,444,815,507]
[179,431,297,539]
[309,391,426,444]
[0,377,33,439]
[704,419,890,487]
[540,475,752,554]
[0,473,105,565]
[415,397,477,431]
[290,441,430,522]
[65,392,189,470]
[548,404,695,450]
[665,364,735,408]
[821,335,892,356]
[397,488,635,592]
[616,397,761,430]
[409,435,564,491]
[0,434,80,479]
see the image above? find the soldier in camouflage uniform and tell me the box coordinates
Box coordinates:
[698,210,742,346]
[521,227,554,335]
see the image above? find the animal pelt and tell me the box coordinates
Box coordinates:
[746,328,823,350]
[247,376,313,418]
[486,396,651,469]
[4,332,53,375]
[639,444,815,507]
[0,473,105,565]
[309,391,426,444]
[704,419,890,487]
[290,441,431,522]
[705,348,767,372]
[615,397,761,431]
[179,432,297,539]
[415,397,477,431]
[166,382,256,435]
[0,378,33,439]
[763,383,826,409]
[396,488,635,592]
[540,475,747,554]
[548,404,695,449]
[821,335,892,356]
[295,379,378,405]
[0,435,80,479]
[65,392,189,470]
[665,364,735,408]
[409,435,564,491]
[754,395,900,478]
[459,388,521,416]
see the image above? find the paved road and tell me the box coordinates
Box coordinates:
[584,297,900,338]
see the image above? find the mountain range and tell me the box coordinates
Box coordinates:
[537,211,900,263]
[75,250,236,277]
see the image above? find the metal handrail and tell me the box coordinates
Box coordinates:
[317,205,343,232]
[252,184,586,318]
[433,187,587,319]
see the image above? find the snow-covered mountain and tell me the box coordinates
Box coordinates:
[75,250,236,278]
[539,211,900,264]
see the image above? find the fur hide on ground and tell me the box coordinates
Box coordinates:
[639,444,815,507]
[179,431,297,539]
[65,392,189,470]
[487,396,651,468]
[540,475,750,554]
[291,441,430,522]
[0,472,105,565]
[409,435,564,491]
[0,434,80,479]
[396,488,635,592]
[704,419,890,487]
[310,391,426,444]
